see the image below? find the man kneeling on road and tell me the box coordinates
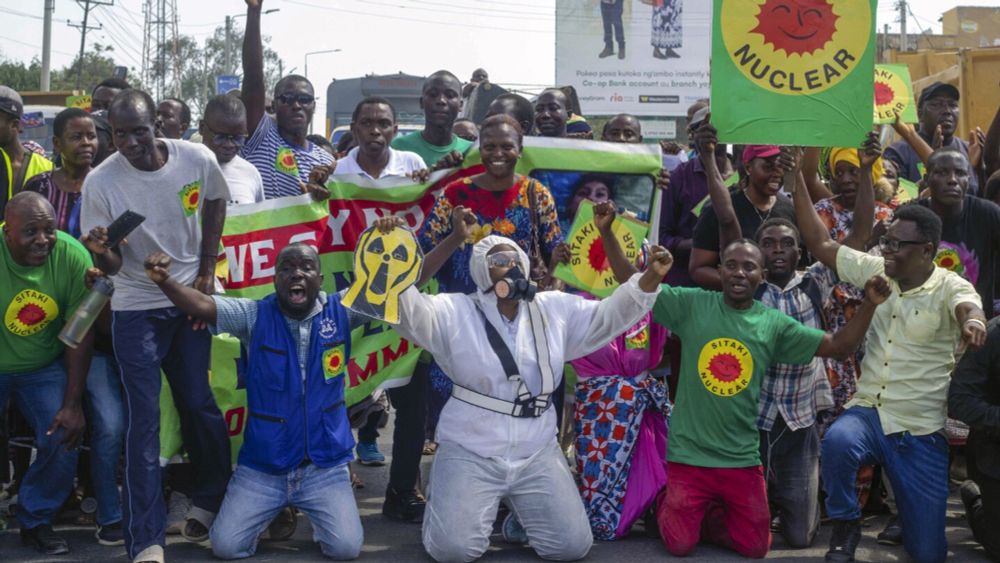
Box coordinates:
[143,243,364,560]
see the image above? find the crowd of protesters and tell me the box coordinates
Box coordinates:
[2,2,1000,563]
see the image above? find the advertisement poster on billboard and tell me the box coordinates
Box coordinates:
[556,0,711,118]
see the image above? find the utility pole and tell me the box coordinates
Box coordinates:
[68,0,115,90]
[897,0,908,52]
[224,16,232,74]
[41,0,54,91]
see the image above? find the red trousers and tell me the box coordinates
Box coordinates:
[656,462,771,558]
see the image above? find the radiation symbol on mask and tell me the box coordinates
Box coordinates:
[342,224,423,324]
[720,0,871,95]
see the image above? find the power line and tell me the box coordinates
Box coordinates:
[0,34,76,57]
[2,8,46,21]
[283,0,551,33]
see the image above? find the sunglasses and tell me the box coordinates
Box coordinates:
[203,125,246,147]
[276,93,315,106]
[486,250,520,269]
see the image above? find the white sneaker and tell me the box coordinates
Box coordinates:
[133,544,164,563]
[165,492,191,535]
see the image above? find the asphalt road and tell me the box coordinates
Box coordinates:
[1,417,994,562]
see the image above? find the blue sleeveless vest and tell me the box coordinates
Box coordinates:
[239,294,354,474]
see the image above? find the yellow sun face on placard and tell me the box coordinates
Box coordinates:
[873,66,911,122]
[721,0,871,95]
[697,338,754,397]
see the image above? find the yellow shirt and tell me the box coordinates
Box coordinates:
[2,148,54,201]
[836,245,981,436]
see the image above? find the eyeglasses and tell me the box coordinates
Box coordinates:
[276,93,315,106]
[486,250,520,269]
[878,236,928,253]
[202,125,246,147]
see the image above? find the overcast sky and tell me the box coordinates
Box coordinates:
[2,0,997,129]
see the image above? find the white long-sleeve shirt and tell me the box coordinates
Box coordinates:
[393,274,659,460]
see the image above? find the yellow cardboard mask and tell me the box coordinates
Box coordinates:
[342,225,423,324]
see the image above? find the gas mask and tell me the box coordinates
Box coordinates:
[489,265,538,302]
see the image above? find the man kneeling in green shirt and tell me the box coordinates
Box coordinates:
[597,209,890,558]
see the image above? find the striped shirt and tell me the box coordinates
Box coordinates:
[241,115,334,200]
[757,262,837,431]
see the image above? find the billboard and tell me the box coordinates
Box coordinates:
[556,0,711,118]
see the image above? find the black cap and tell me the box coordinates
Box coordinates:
[0,86,23,119]
[917,82,960,108]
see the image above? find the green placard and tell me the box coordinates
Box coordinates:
[554,200,648,298]
[711,0,877,147]
[874,64,918,125]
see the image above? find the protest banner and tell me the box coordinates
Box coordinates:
[554,0,711,120]
[874,64,918,125]
[159,137,661,463]
[554,200,649,297]
[710,0,877,147]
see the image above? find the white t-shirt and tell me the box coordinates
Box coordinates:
[81,139,230,311]
[221,155,265,205]
[331,146,425,181]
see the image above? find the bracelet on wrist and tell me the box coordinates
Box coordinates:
[964,318,987,331]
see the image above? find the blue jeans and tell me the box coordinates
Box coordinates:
[113,308,232,559]
[821,407,949,563]
[759,416,820,548]
[84,352,124,526]
[601,0,625,48]
[0,359,79,529]
[210,463,363,560]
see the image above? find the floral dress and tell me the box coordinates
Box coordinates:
[651,0,683,49]
[573,313,670,540]
[418,175,564,437]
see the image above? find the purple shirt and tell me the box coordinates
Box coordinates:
[657,157,709,286]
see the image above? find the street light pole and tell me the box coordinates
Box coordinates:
[303,49,341,135]
[224,8,280,75]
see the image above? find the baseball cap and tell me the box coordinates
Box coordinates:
[742,145,781,163]
[917,82,960,108]
[0,86,24,119]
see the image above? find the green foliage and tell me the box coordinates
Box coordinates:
[147,25,284,119]
[0,43,141,94]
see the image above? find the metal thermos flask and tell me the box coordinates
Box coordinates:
[58,277,114,348]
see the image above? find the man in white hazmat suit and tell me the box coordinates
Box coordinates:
[381,228,672,562]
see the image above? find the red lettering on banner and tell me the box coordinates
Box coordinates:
[348,351,380,386]
[221,218,331,289]
[327,194,437,253]
[381,338,409,365]
[225,406,245,436]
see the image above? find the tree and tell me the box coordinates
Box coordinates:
[148,25,284,119]
[0,56,42,92]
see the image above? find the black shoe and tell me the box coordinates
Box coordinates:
[599,46,614,58]
[262,506,297,541]
[876,516,902,546]
[960,480,983,528]
[618,44,626,59]
[382,487,426,523]
[825,519,861,563]
[20,524,69,555]
[96,521,125,546]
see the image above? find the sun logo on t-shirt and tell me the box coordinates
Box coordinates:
[275,147,299,177]
[323,344,346,381]
[178,181,201,217]
[5,289,59,336]
[697,338,754,397]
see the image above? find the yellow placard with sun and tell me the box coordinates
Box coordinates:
[873,64,918,125]
[178,181,201,217]
[553,200,648,299]
[697,338,754,397]
[720,0,871,96]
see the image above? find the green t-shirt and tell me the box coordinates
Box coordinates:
[653,286,825,468]
[0,231,92,373]
[390,131,473,167]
